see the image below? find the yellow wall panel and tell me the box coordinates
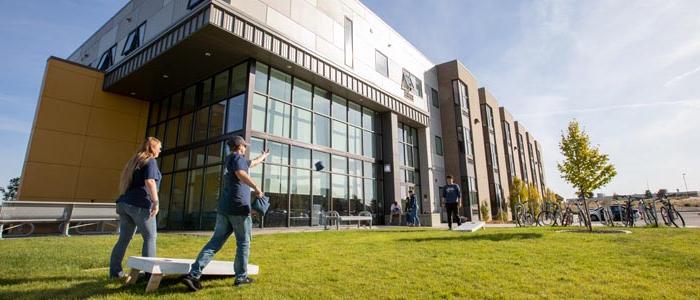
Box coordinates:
[42,63,97,105]
[92,87,148,115]
[81,137,138,170]
[74,167,121,201]
[25,129,85,166]
[34,96,91,134]
[86,107,142,143]
[20,162,80,199]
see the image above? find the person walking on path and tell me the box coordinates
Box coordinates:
[109,137,162,280]
[442,175,462,230]
[182,136,269,291]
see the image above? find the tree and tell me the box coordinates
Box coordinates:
[0,177,20,201]
[528,183,542,215]
[557,120,617,231]
[509,176,529,219]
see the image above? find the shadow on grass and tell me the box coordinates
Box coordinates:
[398,232,543,242]
[0,274,197,299]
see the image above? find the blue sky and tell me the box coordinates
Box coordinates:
[1,0,699,198]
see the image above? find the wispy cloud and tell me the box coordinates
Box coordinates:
[664,65,700,87]
[0,116,31,134]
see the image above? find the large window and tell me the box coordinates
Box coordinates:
[375,50,388,77]
[401,69,423,99]
[97,44,116,71]
[122,22,146,56]
[187,0,206,9]
[453,80,469,111]
[431,88,439,108]
[398,123,421,204]
[435,136,443,156]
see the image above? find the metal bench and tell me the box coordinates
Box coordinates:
[324,211,373,230]
[125,256,260,292]
[0,201,119,239]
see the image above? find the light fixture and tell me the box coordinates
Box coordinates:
[204,52,212,57]
[474,118,480,124]
[129,92,136,96]
[162,74,169,79]
[384,164,392,173]
[286,65,292,69]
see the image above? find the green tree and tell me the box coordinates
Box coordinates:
[557,120,617,231]
[0,177,20,201]
[528,183,542,215]
[509,176,529,219]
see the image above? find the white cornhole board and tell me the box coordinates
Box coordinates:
[125,256,259,292]
[454,221,485,232]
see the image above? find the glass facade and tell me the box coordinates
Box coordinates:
[148,61,249,230]
[398,123,420,209]
[249,62,383,227]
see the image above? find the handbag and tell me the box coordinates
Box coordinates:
[251,195,270,215]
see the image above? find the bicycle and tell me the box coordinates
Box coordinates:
[537,200,562,226]
[514,202,535,227]
[638,198,658,227]
[592,199,615,227]
[658,196,685,227]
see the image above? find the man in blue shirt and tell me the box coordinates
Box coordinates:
[442,175,462,230]
[183,136,269,290]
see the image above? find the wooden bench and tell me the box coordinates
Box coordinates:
[0,201,119,239]
[125,256,260,292]
[324,211,373,230]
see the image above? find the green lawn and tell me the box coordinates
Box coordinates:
[0,227,699,299]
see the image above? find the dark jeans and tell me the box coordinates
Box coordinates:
[445,203,462,229]
[109,202,157,277]
[189,213,252,281]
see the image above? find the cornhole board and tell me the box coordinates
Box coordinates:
[454,221,485,232]
[125,256,259,292]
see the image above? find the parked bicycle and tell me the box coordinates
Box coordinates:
[638,198,658,227]
[537,200,562,226]
[514,202,535,227]
[592,199,615,227]
[658,195,685,227]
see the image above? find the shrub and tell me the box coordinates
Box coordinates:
[480,202,490,221]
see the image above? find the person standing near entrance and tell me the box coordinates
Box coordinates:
[182,136,269,290]
[407,190,420,226]
[441,175,462,230]
[109,137,162,280]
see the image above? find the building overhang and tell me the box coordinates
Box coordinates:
[103,2,429,127]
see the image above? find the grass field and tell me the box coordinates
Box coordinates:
[0,227,699,299]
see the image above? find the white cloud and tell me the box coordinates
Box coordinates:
[664,65,700,87]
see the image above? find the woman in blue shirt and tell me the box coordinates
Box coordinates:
[109,137,162,279]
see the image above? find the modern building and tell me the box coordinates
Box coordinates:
[18,0,546,229]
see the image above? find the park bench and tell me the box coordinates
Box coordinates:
[0,201,119,239]
[125,256,260,292]
[324,210,373,230]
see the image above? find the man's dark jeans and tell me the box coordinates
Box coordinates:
[445,203,462,229]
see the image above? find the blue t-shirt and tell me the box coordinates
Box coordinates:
[443,184,461,204]
[219,153,252,216]
[117,158,161,209]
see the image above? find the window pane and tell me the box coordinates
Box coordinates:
[155,124,166,145]
[209,100,226,138]
[157,174,171,229]
[193,107,209,142]
[192,146,206,168]
[349,176,363,215]
[252,94,267,132]
[268,141,289,165]
[291,107,312,144]
[206,143,223,165]
[435,136,443,156]
[167,172,187,229]
[348,126,362,155]
[313,114,330,147]
[225,94,244,133]
[169,93,182,118]
[291,146,311,168]
[332,95,347,121]
[263,164,289,227]
[201,78,212,106]
[177,114,193,146]
[267,99,291,138]
[292,78,312,109]
[344,17,353,67]
[269,68,292,102]
[232,63,247,95]
[159,97,170,122]
[362,107,374,131]
[290,168,311,226]
[185,168,204,229]
[213,70,229,102]
[201,165,222,228]
[363,161,375,178]
[164,118,179,149]
[313,88,331,115]
[182,85,196,114]
[176,150,190,170]
[375,50,388,77]
[332,174,348,215]
[362,130,375,158]
[161,154,175,173]
[348,101,362,127]
[250,137,264,159]
[364,179,377,214]
[331,120,347,151]
[331,155,347,174]
[312,171,330,224]
[313,151,330,172]
[348,158,362,176]
[254,62,268,93]
[149,101,160,126]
